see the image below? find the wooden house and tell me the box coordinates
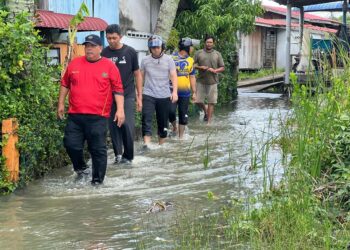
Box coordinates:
[239,5,340,70]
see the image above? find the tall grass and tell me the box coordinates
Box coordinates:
[166,44,350,249]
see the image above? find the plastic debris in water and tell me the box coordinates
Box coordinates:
[146,201,174,213]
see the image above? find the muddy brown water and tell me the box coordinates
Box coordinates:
[0,91,289,249]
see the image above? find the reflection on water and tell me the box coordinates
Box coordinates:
[0,91,289,249]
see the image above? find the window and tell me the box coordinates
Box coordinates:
[46,48,60,65]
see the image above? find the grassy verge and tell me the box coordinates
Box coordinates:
[166,55,350,248]
[239,68,284,81]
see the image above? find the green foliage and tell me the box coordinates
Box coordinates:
[174,0,263,104]
[68,2,89,46]
[175,0,262,44]
[166,28,180,52]
[166,43,350,248]
[239,68,284,81]
[0,11,65,193]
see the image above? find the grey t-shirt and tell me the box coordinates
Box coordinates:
[194,49,224,85]
[141,54,176,98]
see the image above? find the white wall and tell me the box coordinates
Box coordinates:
[119,0,161,63]
[276,29,300,69]
[119,0,160,33]
[276,28,328,69]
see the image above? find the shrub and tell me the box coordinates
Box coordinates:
[0,11,65,193]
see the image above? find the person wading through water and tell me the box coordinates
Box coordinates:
[102,24,142,165]
[57,34,125,185]
[169,37,197,139]
[140,35,178,148]
[194,35,225,124]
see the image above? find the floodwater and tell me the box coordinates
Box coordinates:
[0,91,289,250]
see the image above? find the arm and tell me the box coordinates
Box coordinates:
[134,69,143,112]
[57,85,69,119]
[189,75,197,102]
[169,68,178,103]
[208,52,225,74]
[113,94,125,127]
[110,65,125,127]
[195,65,209,71]
[208,66,225,74]
[194,51,208,71]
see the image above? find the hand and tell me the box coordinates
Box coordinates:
[57,103,65,119]
[171,92,178,103]
[202,66,209,71]
[114,109,125,127]
[136,97,142,112]
[207,68,217,74]
[191,93,196,103]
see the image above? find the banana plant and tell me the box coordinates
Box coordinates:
[62,2,89,75]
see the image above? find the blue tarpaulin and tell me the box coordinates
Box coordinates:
[302,1,349,12]
[311,39,333,51]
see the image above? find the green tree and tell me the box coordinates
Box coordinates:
[154,0,181,41]
[175,0,263,102]
[0,10,64,193]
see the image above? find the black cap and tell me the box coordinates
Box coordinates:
[83,34,102,46]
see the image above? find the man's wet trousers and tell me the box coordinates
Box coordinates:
[64,114,108,183]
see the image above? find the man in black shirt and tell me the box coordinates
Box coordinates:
[101,24,142,164]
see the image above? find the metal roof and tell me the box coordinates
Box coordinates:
[303,1,349,11]
[264,5,339,24]
[35,10,108,31]
[273,0,341,7]
[255,17,338,32]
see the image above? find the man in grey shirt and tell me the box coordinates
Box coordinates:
[141,35,178,146]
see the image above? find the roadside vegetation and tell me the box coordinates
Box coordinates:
[0,11,65,193]
[238,68,284,81]
[165,49,350,249]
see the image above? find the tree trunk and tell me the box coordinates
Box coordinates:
[154,0,180,41]
[5,0,35,19]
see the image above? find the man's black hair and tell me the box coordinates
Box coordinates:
[204,34,215,42]
[106,24,122,35]
[178,39,190,54]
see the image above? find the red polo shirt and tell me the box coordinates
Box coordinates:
[61,56,123,118]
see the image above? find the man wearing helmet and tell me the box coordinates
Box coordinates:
[169,38,197,139]
[194,35,225,124]
[140,35,178,146]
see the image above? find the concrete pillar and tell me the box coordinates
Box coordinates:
[299,7,304,54]
[285,0,292,85]
[343,0,348,30]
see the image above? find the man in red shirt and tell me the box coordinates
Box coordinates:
[57,34,125,185]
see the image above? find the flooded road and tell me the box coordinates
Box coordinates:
[0,91,289,249]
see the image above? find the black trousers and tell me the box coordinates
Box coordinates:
[108,98,135,160]
[63,114,108,183]
[142,94,170,138]
[169,96,190,125]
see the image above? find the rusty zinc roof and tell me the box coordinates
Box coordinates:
[35,10,107,31]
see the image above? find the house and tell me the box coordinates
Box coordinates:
[35,10,108,65]
[36,0,163,64]
[37,0,118,44]
[33,0,118,64]
[239,5,340,70]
